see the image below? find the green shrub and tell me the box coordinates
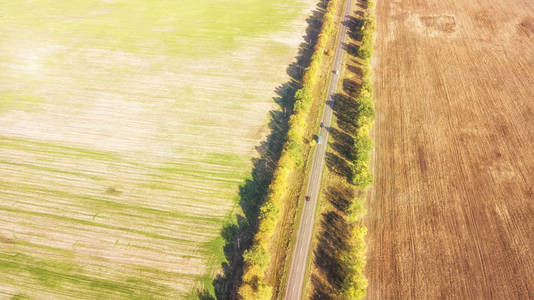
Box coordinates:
[340,224,368,300]
[352,160,373,189]
[243,246,269,271]
[339,198,368,300]
[353,134,372,162]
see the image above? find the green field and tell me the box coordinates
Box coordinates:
[0,0,313,298]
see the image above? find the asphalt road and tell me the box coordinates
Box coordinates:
[283,0,353,299]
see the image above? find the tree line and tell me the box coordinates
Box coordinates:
[340,1,376,299]
[237,0,340,299]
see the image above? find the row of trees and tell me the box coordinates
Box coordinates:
[340,197,368,299]
[341,1,376,299]
[238,1,341,299]
[350,1,376,189]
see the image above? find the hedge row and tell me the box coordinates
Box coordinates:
[350,0,376,189]
[342,1,376,299]
[238,1,340,299]
[340,197,368,299]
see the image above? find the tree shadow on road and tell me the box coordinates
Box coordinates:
[196,2,331,299]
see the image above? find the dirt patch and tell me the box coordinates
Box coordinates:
[406,13,458,38]
[420,15,456,33]
[517,16,534,37]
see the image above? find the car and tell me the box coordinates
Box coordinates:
[305,195,310,202]
[334,70,340,75]
[317,135,322,145]
[320,122,324,128]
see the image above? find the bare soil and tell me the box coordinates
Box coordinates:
[368,0,534,298]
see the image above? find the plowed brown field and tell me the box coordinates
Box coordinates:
[367,0,534,298]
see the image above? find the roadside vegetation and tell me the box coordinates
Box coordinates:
[342,3,375,298]
[306,0,375,299]
[350,0,375,190]
[237,1,342,299]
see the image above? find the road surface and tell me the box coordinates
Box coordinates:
[284,0,353,298]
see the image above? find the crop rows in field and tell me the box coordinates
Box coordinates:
[0,0,315,298]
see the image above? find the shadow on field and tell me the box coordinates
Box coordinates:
[323,0,366,184]
[324,93,357,183]
[310,185,353,300]
[309,1,366,299]
[195,2,330,299]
